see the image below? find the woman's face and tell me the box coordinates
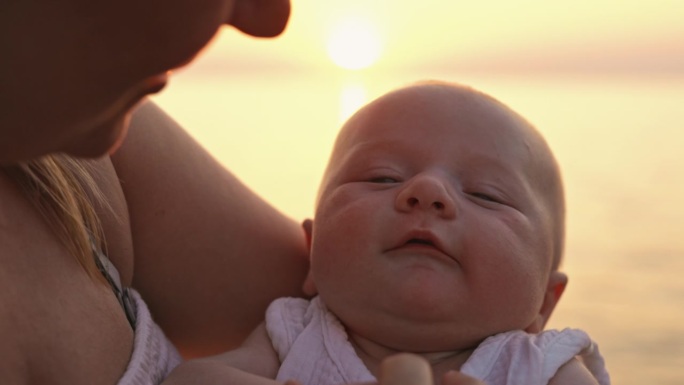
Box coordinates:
[1,0,290,162]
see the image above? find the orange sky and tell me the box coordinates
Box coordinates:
[185,0,684,75]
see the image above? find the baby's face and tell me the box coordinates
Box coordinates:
[309,83,563,352]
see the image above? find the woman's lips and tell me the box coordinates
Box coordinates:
[142,72,169,95]
[124,72,169,111]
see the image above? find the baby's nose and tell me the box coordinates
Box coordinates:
[395,174,456,219]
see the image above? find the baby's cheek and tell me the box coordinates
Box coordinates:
[487,264,544,322]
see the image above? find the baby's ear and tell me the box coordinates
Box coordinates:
[525,271,567,333]
[301,219,318,296]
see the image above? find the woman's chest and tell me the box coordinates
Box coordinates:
[0,169,135,384]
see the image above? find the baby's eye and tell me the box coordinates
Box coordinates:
[469,192,499,203]
[369,176,399,184]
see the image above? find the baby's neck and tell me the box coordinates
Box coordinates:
[349,334,474,385]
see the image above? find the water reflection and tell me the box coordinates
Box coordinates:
[153,71,684,385]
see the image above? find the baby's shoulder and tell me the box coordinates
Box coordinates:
[462,329,609,385]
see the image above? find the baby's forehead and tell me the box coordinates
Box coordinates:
[368,82,504,114]
[335,82,561,198]
[338,83,541,152]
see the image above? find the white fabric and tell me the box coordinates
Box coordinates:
[460,329,610,385]
[267,297,375,385]
[117,290,183,385]
[266,297,610,385]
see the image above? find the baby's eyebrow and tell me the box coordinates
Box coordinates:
[343,141,401,163]
[459,159,534,194]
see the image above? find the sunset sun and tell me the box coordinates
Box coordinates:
[326,17,382,70]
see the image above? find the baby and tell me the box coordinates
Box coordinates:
[164,81,610,385]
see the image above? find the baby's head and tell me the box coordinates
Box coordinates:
[303,81,567,352]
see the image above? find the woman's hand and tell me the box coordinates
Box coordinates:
[282,353,486,385]
[379,354,486,385]
[441,370,487,385]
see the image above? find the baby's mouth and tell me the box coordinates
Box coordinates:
[400,238,445,256]
[405,238,435,247]
[389,231,459,266]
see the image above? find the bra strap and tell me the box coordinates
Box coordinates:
[92,243,137,329]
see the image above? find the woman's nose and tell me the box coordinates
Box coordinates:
[395,174,457,219]
[227,0,291,38]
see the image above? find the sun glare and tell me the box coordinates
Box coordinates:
[326,17,382,70]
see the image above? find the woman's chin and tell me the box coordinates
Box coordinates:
[65,114,130,159]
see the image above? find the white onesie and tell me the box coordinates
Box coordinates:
[266,297,609,385]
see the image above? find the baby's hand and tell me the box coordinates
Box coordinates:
[379,353,486,385]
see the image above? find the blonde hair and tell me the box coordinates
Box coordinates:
[4,154,108,283]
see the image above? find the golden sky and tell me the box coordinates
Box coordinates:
[154,5,684,385]
[189,0,683,74]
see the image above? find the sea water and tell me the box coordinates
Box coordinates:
[153,68,684,385]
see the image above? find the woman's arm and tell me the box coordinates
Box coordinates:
[162,323,282,385]
[110,100,309,358]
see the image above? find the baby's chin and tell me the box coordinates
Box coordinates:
[344,313,484,355]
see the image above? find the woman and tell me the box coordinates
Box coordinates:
[3,1,308,384]
[1,0,485,384]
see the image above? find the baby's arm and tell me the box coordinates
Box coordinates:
[548,357,600,385]
[162,322,281,385]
